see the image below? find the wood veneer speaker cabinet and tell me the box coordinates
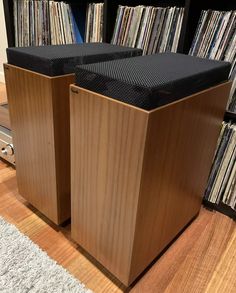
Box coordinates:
[4,64,74,225]
[70,82,231,286]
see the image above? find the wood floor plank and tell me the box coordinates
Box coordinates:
[0,159,235,292]
[130,209,214,293]
[205,230,236,293]
[163,212,235,293]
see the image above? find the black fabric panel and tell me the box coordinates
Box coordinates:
[75,53,231,110]
[6,43,142,76]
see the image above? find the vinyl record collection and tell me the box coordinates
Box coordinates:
[111,5,185,55]
[49,0,76,45]
[189,10,236,113]
[13,0,77,47]
[204,122,236,212]
[85,3,104,43]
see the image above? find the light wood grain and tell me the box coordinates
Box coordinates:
[0,160,235,292]
[4,64,74,224]
[70,86,149,285]
[70,82,231,285]
[129,81,232,283]
[205,229,236,293]
[130,207,236,293]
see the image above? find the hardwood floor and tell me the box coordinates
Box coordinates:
[0,159,235,292]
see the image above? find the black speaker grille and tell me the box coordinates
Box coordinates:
[75,53,231,110]
[7,43,142,76]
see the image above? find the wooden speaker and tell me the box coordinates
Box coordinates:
[70,82,231,285]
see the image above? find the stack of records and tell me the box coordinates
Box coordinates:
[49,1,75,45]
[13,0,76,47]
[205,122,236,212]
[189,10,236,113]
[85,3,104,43]
[111,5,185,55]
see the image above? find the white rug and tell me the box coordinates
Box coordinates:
[0,217,93,293]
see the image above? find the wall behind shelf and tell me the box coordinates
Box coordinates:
[0,1,7,83]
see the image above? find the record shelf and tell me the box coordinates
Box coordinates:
[3,0,235,50]
[2,0,236,220]
[203,200,236,221]
[3,0,108,46]
[224,111,236,123]
[0,0,207,54]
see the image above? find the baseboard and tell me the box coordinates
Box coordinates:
[0,71,5,83]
